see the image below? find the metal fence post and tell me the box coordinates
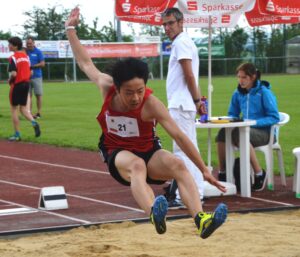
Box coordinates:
[73,57,77,82]
[47,63,50,81]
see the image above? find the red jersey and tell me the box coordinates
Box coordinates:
[97,86,159,153]
[8,51,31,85]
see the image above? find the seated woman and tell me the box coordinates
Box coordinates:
[216,62,279,191]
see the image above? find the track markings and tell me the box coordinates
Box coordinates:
[0,179,144,213]
[0,207,38,216]
[0,154,109,175]
[0,199,91,224]
[250,196,294,206]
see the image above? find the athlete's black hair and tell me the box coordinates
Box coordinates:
[8,37,23,50]
[111,58,149,90]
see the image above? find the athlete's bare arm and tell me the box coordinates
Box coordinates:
[65,7,113,97]
[143,95,226,193]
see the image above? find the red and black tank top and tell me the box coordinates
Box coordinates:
[8,51,31,85]
[97,86,158,153]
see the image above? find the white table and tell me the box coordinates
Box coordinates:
[195,119,256,197]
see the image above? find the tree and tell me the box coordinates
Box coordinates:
[222,27,248,74]
[266,27,284,56]
[22,5,132,42]
[224,27,248,58]
[76,18,100,40]
[99,22,118,42]
[286,23,300,40]
[23,6,69,40]
[250,27,268,71]
[253,27,268,58]
[0,31,12,40]
[265,27,284,73]
[140,24,167,40]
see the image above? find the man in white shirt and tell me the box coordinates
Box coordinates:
[162,7,206,208]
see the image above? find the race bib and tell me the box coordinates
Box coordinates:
[106,115,140,137]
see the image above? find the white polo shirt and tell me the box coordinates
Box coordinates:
[166,32,199,111]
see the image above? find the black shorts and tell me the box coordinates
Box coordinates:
[10,82,29,106]
[99,136,166,186]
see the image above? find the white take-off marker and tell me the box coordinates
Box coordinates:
[38,186,68,210]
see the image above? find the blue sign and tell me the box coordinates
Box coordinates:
[42,51,59,58]
[162,41,172,56]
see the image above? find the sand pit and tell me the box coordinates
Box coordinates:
[0,209,300,257]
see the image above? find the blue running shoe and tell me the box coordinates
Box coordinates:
[197,203,228,239]
[33,122,41,137]
[150,195,168,234]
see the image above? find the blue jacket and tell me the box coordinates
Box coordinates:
[228,80,279,129]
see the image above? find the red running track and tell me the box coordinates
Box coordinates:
[0,140,299,236]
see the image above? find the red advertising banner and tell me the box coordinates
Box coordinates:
[182,13,241,28]
[180,0,255,15]
[257,0,300,16]
[245,1,300,27]
[84,43,159,58]
[1,41,159,59]
[116,14,162,25]
[115,0,177,25]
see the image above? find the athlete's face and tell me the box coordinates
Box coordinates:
[118,77,146,111]
[8,43,16,52]
[237,70,256,90]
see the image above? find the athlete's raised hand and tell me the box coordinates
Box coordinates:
[65,6,80,28]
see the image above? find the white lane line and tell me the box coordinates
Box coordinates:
[250,196,294,206]
[69,194,144,212]
[0,199,90,224]
[0,207,38,216]
[0,154,109,175]
[0,179,143,213]
[0,224,83,235]
[0,180,40,190]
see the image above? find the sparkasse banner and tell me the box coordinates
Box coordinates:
[257,0,300,16]
[245,0,300,27]
[115,0,177,25]
[180,0,255,15]
[178,0,255,28]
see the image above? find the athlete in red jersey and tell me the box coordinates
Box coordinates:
[97,86,159,153]
[98,85,164,186]
[7,37,41,141]
[66,7,228,239]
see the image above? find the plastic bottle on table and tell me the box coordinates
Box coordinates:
[200,96,208,123]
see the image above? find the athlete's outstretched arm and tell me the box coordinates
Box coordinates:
[145,96,226,193]
[65,7,113,96]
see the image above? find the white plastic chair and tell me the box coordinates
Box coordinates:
[292,147,300,199]
[232,112,290,190]
[254,112,290,190]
